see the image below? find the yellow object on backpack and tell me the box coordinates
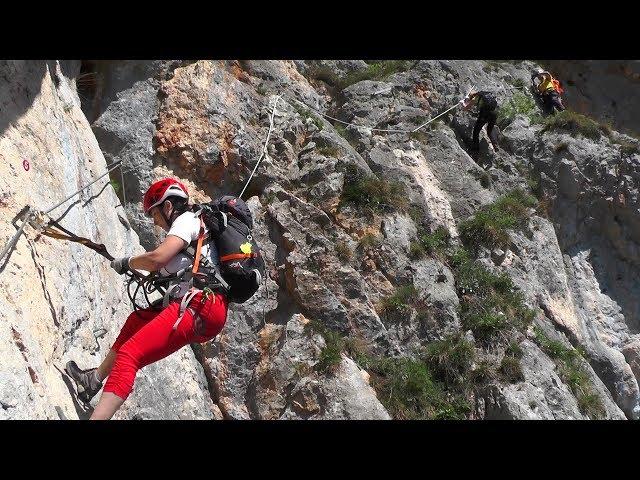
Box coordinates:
[538,74,564,94]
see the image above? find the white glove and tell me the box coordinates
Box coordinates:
[110,256,131,275]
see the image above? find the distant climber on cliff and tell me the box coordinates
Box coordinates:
[461,90,500,167]
[531,68,565,114]
[65,179,229,419]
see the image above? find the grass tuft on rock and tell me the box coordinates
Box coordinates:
[409,226,451,260]
[497,92,541,128]
[533,326,605,419]
[448,248,535,342]
[341,165,408,215]
[458,189,537,253]
[379,285,419,321]
[365,356,471,420]
[424,334,475,386]
[540,110,611,140]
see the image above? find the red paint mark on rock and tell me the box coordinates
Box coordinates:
[23,159,30,171]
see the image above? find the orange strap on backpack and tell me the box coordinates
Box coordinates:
[552,78,564,94]
[191,216,205,275]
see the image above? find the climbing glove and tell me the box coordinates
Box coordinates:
[111,256,131,275]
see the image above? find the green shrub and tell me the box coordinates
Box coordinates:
[380,285,419,321]
[620,142,640,156]
[307,60,414,90]
[527,171,543,198]
[335,240,352,262]
[409,241,426,259]
[293,102,312,118]
[506,341,524,359]
[540,110,610,140]
[293,102,323,131]
[419,227,451,257]
[306,321,473,420]
[414,306,433,325]
[470,360,497,384]
[448,247,471,269]
[424,334,475,385]
[317,145,340,158]
[458,189,537,253]
[497,92,541,128]
[611,137,639,156]
[410,226,450,260]
[357,232,381,251]
[452,252,535,342]
[599,122,613,136]
[533,326,582,362]
[499,355,524,383]
[464,311,509,339]
[366,356,470,420]
[315,329,345,373]
[344,336,373,369]
[256,85,268,96]
[533,326,605,419]
[578,392,607,419]
[340,60,411,89]
[341,165,408,215]
[408,205,424,224]
[554,142,569,153]
[511,78,527,89]
[306,320,346,374]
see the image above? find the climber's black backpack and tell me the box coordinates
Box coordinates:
[196,195,265,303]
[477,91,498,111]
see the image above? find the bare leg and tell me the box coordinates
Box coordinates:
[96,349,117,382]
[90,391,125,420]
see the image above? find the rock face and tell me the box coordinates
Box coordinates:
[1,59,639,419]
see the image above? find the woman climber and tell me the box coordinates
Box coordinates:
[65,178,228,420]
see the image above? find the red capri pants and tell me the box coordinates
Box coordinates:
[103,291,228,400]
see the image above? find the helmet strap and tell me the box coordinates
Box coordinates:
[160,200,173,228]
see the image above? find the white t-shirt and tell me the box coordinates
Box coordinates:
[159,211,219,299]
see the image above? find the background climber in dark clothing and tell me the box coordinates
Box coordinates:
[462,90,500,163]
[531,68,565,114]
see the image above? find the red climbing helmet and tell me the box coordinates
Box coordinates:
[143,178,189,216]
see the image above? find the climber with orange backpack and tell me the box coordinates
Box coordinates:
[65,178,264,419]
[531,68,565,114]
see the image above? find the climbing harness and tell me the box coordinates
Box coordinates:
[168,214,229,330]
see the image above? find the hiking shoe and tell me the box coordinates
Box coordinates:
[65,361,102,404]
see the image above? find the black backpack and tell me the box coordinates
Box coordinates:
[195,196,265,303]
[477,91,498,111]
